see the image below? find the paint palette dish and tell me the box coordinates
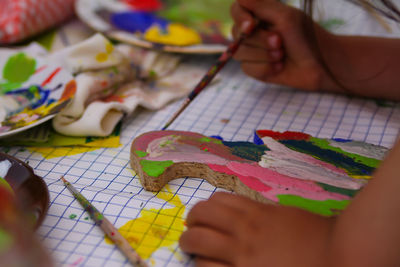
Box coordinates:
[76,0,233,54]
[0,50,76,138]
[0,152,49,229]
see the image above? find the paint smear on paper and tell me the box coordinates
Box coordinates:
[105,185,185,260]
[28,146,99,159]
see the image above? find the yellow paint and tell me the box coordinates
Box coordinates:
[95,40,115,62]
[350,175,372,180]
[28,146,99,159]
[105,42,114,54]
[144,23,202,46]
[96,53,108,62]
[83,136,120,148]
[105,185,186,260]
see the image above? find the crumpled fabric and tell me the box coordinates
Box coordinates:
[48,34,206,136]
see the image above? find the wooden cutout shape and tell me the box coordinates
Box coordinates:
[130,130,387,216]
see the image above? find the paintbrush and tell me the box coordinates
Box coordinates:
[161,22,256,130]
[60,176,148,267]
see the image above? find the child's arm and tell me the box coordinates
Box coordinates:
[330,137,400,266]
[231,0,400,100]
[179,140,400,267]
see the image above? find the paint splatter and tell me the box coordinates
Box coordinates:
[95,41,115,63]
[220,118,230,124]
[105,185,185,260]
[28,146,99,159]
[69,214,77,219]
[1,53,36,92]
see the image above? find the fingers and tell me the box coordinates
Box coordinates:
[241,61,284,80]
[230,2,257,35]
[185,196,244,234]
[196,257,232,267]
[179,226,237,264]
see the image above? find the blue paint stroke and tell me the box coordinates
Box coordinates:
[111,11,168,33]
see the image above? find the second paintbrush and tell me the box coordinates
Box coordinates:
[60,176,148,267]
[161,22,256,130]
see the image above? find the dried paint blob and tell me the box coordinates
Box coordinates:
[69,214,77,220]
[111,12,168,33]
[144,23,202,46]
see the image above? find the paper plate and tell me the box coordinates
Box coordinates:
[76,0,233,54]
[0,51,76,138]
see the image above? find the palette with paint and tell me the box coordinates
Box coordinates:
[131,130,387,216]
[0,50,76,138]
[0,152,49,229]
[76,0,233,54]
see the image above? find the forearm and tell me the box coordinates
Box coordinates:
[318,32,400,100]
[330,137,400,266]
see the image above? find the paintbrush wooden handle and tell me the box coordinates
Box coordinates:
[101,217,148,267]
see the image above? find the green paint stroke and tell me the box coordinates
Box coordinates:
[317,182,359,198]
[3,52,36,84]
[135,150,148,158]
[140,159,174,177]
[278,195,350,216]
[310,137,380,168]
[69,214,77,219]
[0,227,14,252]
[199,137,222,144]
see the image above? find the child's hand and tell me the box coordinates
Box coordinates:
[231,0,337,92]
[180,192,334,267]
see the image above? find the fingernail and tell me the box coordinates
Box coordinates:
[268,35,280,48]
[240,20,253,34]
[269,50,282,60]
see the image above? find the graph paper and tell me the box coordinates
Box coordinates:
[3,1,400,265]
[2,57,399,267]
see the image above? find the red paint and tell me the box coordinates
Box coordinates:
[60,80,76,101]
[34,65,47,74]
[41,67,61,87]
[102,95,124,103]
[122,0,162,11]
[256,130,310,141]
[208,163,272,193]
[100,80,108,87]
[111,232,115,236]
